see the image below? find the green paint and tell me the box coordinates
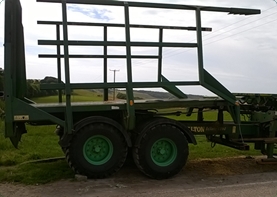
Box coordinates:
[83,135,113,165]
[151,138,177,167]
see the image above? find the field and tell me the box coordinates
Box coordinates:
[32,89,104,103]
[0,90,267,184]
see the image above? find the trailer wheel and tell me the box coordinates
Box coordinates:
[133,119,189,179]
[66,121,128,178]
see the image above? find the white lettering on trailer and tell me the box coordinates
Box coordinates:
[190,127,205,133]
[14,115,29,121]
[189,126,227,133]
[111,106,120,110]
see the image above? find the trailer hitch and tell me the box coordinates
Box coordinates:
[207,135,249,151]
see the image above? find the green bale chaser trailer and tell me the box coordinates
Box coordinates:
[3,0,277,179]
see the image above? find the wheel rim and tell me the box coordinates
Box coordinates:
[83,135,113,165]
[151,138,177,167]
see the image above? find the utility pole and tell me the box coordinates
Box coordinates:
[109,69,120,100]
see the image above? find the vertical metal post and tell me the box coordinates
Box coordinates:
[195,8,237,106]
[61,0,73,134]
[4,5,14,137]
[266,143,274,158]
[197,108,203,122]
[217,109,224,123]
[113,70,116,100]
[103,26,108,101]
[266,121,277,158]
[110,69,120,100]
[3,43,13,138]
[124,2,136,130]
[56,24,62,103]
[158,28,163,82]
[195,8,204,83]
[4,0,16,138]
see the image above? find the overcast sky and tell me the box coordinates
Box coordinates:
[0,0,276,96]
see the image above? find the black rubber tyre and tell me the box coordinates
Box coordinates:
[133,118,189,179]
[65,120,128,178]
[55,126,67,153]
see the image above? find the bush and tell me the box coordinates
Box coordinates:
[117,92,127,99]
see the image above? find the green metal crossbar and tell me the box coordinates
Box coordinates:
[36,0,260,16]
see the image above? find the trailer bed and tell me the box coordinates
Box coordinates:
[32,97,227,113]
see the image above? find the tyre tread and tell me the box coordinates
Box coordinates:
[133,118,189,179]
[65,122,128,179]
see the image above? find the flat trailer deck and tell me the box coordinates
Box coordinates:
[32,98,226,113]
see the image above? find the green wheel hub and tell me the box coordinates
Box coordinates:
[83,135,113,165]
[151,138,177,167]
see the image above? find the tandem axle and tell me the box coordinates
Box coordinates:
[3,0,277,179]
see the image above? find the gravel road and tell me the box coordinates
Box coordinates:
[1,157,277,197]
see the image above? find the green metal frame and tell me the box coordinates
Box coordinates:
[4,0,67,139]
[4,0,264,147]
[35,0,259,129]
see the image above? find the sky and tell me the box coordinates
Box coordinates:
[0,0,276,96]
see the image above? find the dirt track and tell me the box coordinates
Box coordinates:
[1,156,277,197]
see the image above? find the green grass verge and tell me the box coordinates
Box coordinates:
[0,122,74,184]
[0,124,63,165]
[0,161,73,184]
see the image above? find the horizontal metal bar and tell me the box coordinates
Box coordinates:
[37,21,212,31]
[36,0,260,15]
[134,81,200,87]
[40,81,200,90]
[38,40,198,48]
[40,83,126,90]
[233,138,277,143]
[202,7,260,15]
[39,54,159,59]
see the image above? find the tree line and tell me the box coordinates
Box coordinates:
[0,74,60,98]
[26,76,60,98]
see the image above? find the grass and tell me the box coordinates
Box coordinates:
[0,161,73,184]
[32,89,104,103]
[188,136,261,160]
[0,124,63,165]
[0,91,266,184]
[0,122,75,184]
[0,124,262,184]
